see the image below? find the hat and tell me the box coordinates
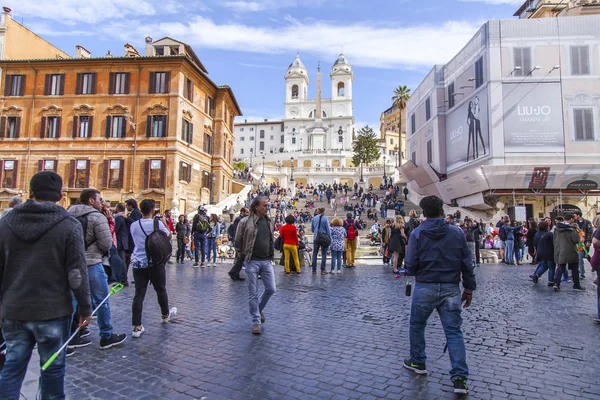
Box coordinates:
[30,171,62,202]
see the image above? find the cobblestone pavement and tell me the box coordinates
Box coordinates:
[21,259,600,399]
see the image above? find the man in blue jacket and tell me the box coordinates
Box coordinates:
[311,207,332,274]
[403,195,476,395]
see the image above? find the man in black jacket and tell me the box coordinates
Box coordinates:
[228,207,249,281]
[125,199,143,276]
[403,195,476,395]
[114,203,129,284]
[0,171,93,399]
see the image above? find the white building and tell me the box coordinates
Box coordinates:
[234,54,355,170]
[403,15,600,220]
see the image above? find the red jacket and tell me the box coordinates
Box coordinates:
[279,224,299,246]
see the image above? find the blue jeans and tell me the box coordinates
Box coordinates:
[207,237,217,263]
[311,243,328,272]
[245,260,276,325]
[409,283,468,378]
[87,263,113,338]
[194,233,207,263]
[597,279,600,319]
[534,260,556,281]
[331,250,343,272]
[0,316,70,400]
[578,250,586,277]
[505,240,515,263]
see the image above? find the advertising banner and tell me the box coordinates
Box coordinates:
[446,86,490,172]
[503,83,565,153]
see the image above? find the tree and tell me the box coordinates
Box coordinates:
[352,125,380,167]
[233,161,247,171]
[391,85,411,167]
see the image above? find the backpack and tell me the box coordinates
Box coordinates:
[138,219,172,266]
[75,213,97,250]
[347,222,357,241]
[194,214,210,233]
[498,225,507,241]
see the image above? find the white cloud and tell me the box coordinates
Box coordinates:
[238,63,281,69]
[103,16,481,69]
[219,0,342,12]
[459,0,523,4]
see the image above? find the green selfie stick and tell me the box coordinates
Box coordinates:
[42,283,125,371]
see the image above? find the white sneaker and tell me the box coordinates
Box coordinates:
[132,326,145,338]
[162,307,178,323]
[337,270,341,274]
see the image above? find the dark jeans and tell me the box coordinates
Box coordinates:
[194,233,207,263]
[534,260,556,281]
[475,245,480,265]
[229,251,244,277]
[0,316,70,400]
[176,237,186,261]
[118,249,127,282]
[409,283,468,378]
[132,265,169,326]
[554,263,580,288]
[311,243,328,272]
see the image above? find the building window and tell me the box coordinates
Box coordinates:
[205,95,215,118]
[474,56,484,88]
[259,141,265,151]
[185,78,194,101]
[513,47,531,77]
[4,75,25,96]
[574,109,594,141]
[249,136,254,141]
[240,148,244,154]
[72,116,93,138]
[0,116,21,139]
[204,133,212,154]
[240,128,244,132]
[106,116,126,138]
[390,138,394,145]
[44,74,65,96]
[281,125,285,132]
[76,73,96,95]
[411,151,416,164]
[291,85,299,99]
[1,160,17,188]
[240,137,245,141]
[149,72,170,94]
[269,135,274,140]
[337,82,345,96]
[41,116,62,138]
[39,159,57,172]
[103,159,124,189]
[280,135,284,144]
[338,136,343,143]
[72,159,90,189]
[250,127,254,131]
[146,115,167,138]
[448,82,455,108]
[426,140,433,164]
[411,113,416,134]
[179,161,192,183]
[202,171,210,188]
[292,137,296,144]
[570,46,590,76]
[425,98,431,121]
[260,130,265,139]
[181,119,193,144]
[109,72,130,95]
[145,159,165,189]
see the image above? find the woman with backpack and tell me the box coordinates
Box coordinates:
[175,214,190,264]
[206,214,221,267]
[388,217,408,274]
[129,199,177,338]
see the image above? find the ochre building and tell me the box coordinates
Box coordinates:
[0,36,241,213]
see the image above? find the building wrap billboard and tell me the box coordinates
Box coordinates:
[502,82,565,153]
[446,86,490,172]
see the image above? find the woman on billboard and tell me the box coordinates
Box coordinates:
[473,96,486,158]
[466,101,476,161]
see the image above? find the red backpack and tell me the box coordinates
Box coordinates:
[347,221,357,241]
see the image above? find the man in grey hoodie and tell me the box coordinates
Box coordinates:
[0,171,92,400]
[68,189,127,349]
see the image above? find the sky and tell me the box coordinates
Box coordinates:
[10,0,524,132]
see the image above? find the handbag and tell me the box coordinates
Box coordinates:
[184,236,190,244]
[274,236,283,251]
[315,215,331,247]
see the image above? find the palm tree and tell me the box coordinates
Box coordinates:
[391,85,411,169]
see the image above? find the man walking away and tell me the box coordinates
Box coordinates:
[125,199,143,282]
[228,207,250,281]
[129,199,177,338]
[553,214,584,292]
[192,205,210,267]
[311,208,332,274]
[574,210,593,280]
[69,189,127,349]
[234,196,276,335]
[114,203,129,285]
[0,172,93,399]
[403,195,476,395]
[0,196,22,219]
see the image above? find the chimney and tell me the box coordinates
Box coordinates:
[75,45,91,59]
[145,36,153,56]
[2,7,11,13]
[264,118,268,122]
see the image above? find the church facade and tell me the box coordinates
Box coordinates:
[234,54,355,168]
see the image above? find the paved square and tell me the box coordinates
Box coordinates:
[22,260,600,399]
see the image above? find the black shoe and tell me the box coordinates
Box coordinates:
[531,275,538,284]
[573,286,586,291]
[99,333,127,350]
[66,347,75,357]
[452,376,469,395]
[79,328,91,338]
[68,336,92,349]
[580,275,586,280]
[554,286,561,292]
[403,358,427,375]
[547,282,554,287]
[228,271,238,282]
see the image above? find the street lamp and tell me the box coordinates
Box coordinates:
[261,153,266,180]
[290,156,295,182]
[359,156,364,184]
[383,155,387,180]
[394,145,400,170]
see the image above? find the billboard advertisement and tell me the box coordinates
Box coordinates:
[446,87,490,172]
[502,82,565,153]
